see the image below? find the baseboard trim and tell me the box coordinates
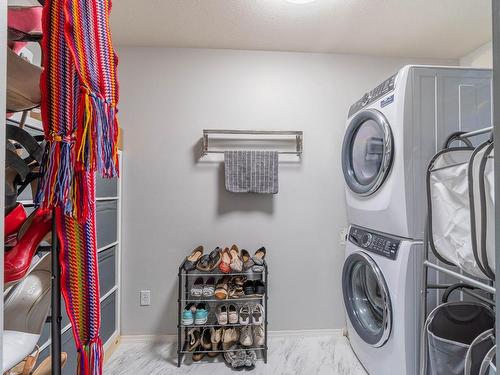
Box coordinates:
[120,328,344,345]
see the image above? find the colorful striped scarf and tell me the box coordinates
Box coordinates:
[36,0,119,373]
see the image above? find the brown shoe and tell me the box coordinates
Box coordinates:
[214,276,230,300]
[7,48,42,112]
[32,353,68,375]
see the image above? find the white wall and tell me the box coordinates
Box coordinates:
[117,47,454,335]
[460,41,493,68]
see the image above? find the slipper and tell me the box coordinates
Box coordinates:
[202,277,215,297]
[215,276,230,300]
[190,277,204,297]
[196,254,211,272]
[239,305,250,325]
[251,304,264,325]
[207,247,222,271]
[187,328,201,351]
[229,244,243,272]
[241,249,254,270]
[254,280,265,296]
[219,248,231,273]
[183,246,203,271]
[228,304,238,324]
[217,305,228,325]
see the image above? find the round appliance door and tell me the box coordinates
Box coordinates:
[342,251,392,347]
[342,109,393,196]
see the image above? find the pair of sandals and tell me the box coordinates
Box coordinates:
[183,246,222,272]
[214,275,246,300]
[241,247,266,273]
[219,245,243,273]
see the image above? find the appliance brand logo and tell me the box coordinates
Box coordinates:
[381,94,394,108]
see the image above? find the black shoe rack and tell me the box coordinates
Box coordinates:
[177,262,268,368]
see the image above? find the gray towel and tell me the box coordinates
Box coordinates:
[224,151,279,194]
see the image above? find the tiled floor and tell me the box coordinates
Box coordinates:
[105,332,367,375]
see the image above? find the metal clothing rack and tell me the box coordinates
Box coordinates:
[201,129,303,156]
[420,125,496,375]
[177,261,268,367]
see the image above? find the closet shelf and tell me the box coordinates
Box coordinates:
[179,321,264,328]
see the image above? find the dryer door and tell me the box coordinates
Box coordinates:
[342,109,393,196]
[342,251,392,347]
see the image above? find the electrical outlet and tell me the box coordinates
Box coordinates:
[140,290,151,306]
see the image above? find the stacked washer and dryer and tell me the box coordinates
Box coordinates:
[340,65,492,375]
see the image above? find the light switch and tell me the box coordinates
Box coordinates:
[140,290,151,306]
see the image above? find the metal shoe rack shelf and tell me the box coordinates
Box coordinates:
[177,263,268,367]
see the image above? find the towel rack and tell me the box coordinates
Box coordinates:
[201,129,303,156]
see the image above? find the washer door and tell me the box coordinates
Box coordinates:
[342,251,392,347]
[342,109,393,196]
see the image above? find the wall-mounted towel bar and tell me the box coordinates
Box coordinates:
[201,129,303,156]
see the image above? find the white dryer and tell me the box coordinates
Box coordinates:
[342,65,492,240]
[342,225,423,375]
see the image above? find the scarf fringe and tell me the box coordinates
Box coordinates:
[78,337,103,375]
[36,87,119,220]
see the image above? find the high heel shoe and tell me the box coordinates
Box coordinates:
[4,208,52,287]
[3,253,51,373]
[5,203,27,245]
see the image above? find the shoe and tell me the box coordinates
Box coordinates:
[183,246,203,271]
[239,326,253,347]
[200,328,212,350]
[7,346,39,375]
[243,280,255,296]
[223,345,246,370]
[187,328,201,351]
[253,325,265,346]
[228,284,244,299]
[5,203,27,244]
[241,249,254,271]
[202,277,215,297]
[217,305,228,325]
[228,304,238,324]
[244,350,257,369]
[190,277,204,297]
[229,244,243,272]
[4,208,52,288]
[7,48,42,112]
[182,303,196,325]
[3,254,51,373]
[219,248,231,273]
[194,303,209,325]
[252,247,266,273]
[222,328,240,350]
[196,254,211,272]
[209,327,223,357]
[215,276,230,300]
[207,247,222,271]
[251,304,264,325]
[192,347,205,362]
[239,305,250,325]
[254,280,265,296]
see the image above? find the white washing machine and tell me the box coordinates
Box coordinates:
[342,65,492,240]
[342,225,423,375]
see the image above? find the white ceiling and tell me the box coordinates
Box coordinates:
[110,0,492,59]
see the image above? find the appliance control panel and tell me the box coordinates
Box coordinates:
[348,73,397,117]
[348,226,400,260]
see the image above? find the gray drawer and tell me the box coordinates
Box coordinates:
[96,175,118,198]
[98,246,116,297]
[38,327,78,375]
[37,297,71,347]
[96,201,118,248]
[101,292,117,344]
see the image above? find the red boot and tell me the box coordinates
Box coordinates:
[4,208,52,286]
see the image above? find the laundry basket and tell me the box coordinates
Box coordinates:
[425,302,495,375]
[469,141,495,279]
[465,329,496,375]
[427,145,489,279]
